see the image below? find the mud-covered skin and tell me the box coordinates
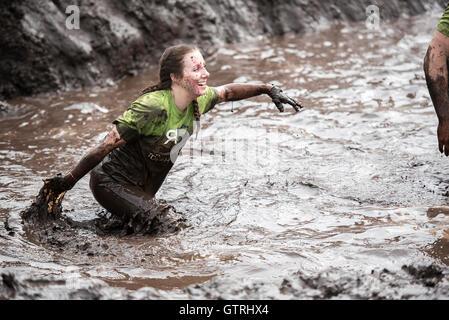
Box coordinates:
[217,83,271,102]
[41,126,125,196]
[64,126,125,186]
[216,83,303,112]
[424,30,449,155]
[171,50,210,111]
[267,85,303,112]
[184,53,209,97]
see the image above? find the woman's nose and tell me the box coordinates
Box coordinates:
[202,68,210,79]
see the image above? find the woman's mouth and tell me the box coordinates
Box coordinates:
[189,79,207,92]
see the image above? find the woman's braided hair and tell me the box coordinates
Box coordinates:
[141,44,201,121]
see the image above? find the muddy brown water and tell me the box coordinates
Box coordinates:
[3,11,449,299]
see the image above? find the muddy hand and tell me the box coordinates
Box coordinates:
[268,85,303,112]
[39,173,72,216]
[437,120,449,156]
[42,174,71,210]
[43,173,73,195]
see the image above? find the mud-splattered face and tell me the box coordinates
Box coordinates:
[176,50,210,97]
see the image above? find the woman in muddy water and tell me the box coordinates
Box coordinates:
[33,44,302,235]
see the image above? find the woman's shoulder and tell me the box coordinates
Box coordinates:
[197,86,219,106]
[133,89,170,110]
[198,86,219,101]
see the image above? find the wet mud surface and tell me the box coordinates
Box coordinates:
[3,10,449,299]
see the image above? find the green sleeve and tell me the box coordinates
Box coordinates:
[113,95,168,142]
[197,86,219,115]
[113,120,139,143]
[437,4,449,37]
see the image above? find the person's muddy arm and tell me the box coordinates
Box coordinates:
[214,83,303,112]
[424,30,449,155]
[49,126,126,194]
[215,83,272,102]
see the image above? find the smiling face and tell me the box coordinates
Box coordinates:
[174,50,210,97]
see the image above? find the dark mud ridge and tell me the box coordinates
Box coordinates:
[0,0,445,100]
[2,262,449,299]
[182,265,449,299]
[0,100,9,114]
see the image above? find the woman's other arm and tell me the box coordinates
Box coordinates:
[214,83,303,112]
[424,30,449,156]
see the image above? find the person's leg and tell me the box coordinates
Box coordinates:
[89,166,168,234]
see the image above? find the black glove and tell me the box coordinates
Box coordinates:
[267,85,303,112]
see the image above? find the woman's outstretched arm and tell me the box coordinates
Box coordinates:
[47,125,126,194]
[214,83,303,112]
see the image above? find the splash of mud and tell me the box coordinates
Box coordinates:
[20,176,67,222]
[19,179,189,254]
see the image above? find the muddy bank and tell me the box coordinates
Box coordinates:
[2,262,448,299]
[181,264,449,299]
[0,0,445,100]
[0,101,9,114]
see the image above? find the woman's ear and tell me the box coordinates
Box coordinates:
[170,73,177,83]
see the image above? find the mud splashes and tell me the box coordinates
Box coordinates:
[19,177,188,255]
